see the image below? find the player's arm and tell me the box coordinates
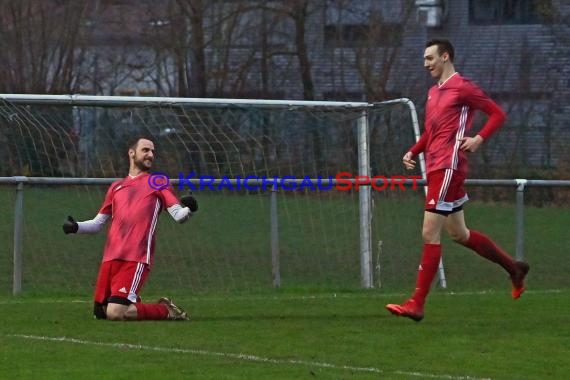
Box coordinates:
[409,131,428,156]
[63,181,115,234]
[403,131,428,170]
[168,204,190,223]
[459,82,507,152]
[163,188,198,224]
[63,213,110,234]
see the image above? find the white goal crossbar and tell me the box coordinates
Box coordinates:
[1,94,444,290]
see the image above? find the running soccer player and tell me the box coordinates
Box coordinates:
[386,39,529,322]
[63,136,198,321]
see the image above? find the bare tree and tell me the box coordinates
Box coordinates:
[352,0,416,102]
[288,0,315,100]
[144,0,263,97]
[263,0,316,100]
[141,0,195,97]
[159,0,209,97]
[0,0,90,93]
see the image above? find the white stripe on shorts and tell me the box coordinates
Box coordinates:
[128,263,145,303]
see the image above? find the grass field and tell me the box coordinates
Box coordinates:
[1,290,569,379]
[0,186,569,379]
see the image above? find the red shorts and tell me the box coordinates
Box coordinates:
[425,169,468,212]
[93,260,149,305]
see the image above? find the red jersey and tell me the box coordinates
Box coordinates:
[98,172,179,266]
[410,73,506,175]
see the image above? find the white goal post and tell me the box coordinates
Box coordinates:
[0,93,443,292]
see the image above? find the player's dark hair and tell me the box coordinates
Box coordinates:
[127,135,154,151]
[425,39,454,62]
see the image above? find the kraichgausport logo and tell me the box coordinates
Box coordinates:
[148,172,422,191]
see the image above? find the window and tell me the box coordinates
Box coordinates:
[469,0,554,25]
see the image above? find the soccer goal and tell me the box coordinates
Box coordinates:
[0,94,435,295]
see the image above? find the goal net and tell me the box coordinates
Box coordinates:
[0,95,423,295]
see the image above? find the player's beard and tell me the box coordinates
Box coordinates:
[134,157,152,172]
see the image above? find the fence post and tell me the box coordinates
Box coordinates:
[357,111,373,288]
[13,179,26,295]
[270,183,281,288]
[515,179,527,261]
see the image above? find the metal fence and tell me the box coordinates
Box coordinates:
[2,176,569,295]
[1,94,568,295]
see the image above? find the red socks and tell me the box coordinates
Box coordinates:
[409,231,516,308]
[134,303,169,320]
[411,243,441,307]
[462,230,516,275]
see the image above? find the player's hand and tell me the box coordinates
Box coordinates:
[62,215,79,234]
[180,193,198,213]
[402,151,416,170]
[459,135,484,152]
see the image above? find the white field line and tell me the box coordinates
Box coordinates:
[0,288,564,305]
[8,334,490,380]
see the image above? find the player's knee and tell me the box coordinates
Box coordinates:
[447,225,469,243]
[449,230,469,243]
[421,226,440,244]
[105,297,131,321]
[105,308,125,321]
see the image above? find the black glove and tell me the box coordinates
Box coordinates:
[180,193,198,213]
[63,215,79,234]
